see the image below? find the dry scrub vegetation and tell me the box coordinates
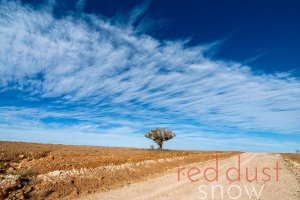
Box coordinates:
[0,141,239,199]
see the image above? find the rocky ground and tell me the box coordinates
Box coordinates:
[0,141,239,199]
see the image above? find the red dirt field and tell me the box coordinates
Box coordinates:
[0,141,240,199]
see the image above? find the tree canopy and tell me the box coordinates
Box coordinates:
[145,128,175,149]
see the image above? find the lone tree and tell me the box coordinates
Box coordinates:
[145,128,175,149]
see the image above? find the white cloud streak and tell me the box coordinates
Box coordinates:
[0,1,300,151]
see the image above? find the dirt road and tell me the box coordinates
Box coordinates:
[80,153,300,200]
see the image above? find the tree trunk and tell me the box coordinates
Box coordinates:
[159,143,163,149]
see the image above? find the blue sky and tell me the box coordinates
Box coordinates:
[0,0,300,152]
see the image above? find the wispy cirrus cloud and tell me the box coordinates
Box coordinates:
[0,1,299,151]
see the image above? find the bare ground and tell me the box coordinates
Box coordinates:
[80,153,300,200]
[282,153,300,183]
[0,141,238,199]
